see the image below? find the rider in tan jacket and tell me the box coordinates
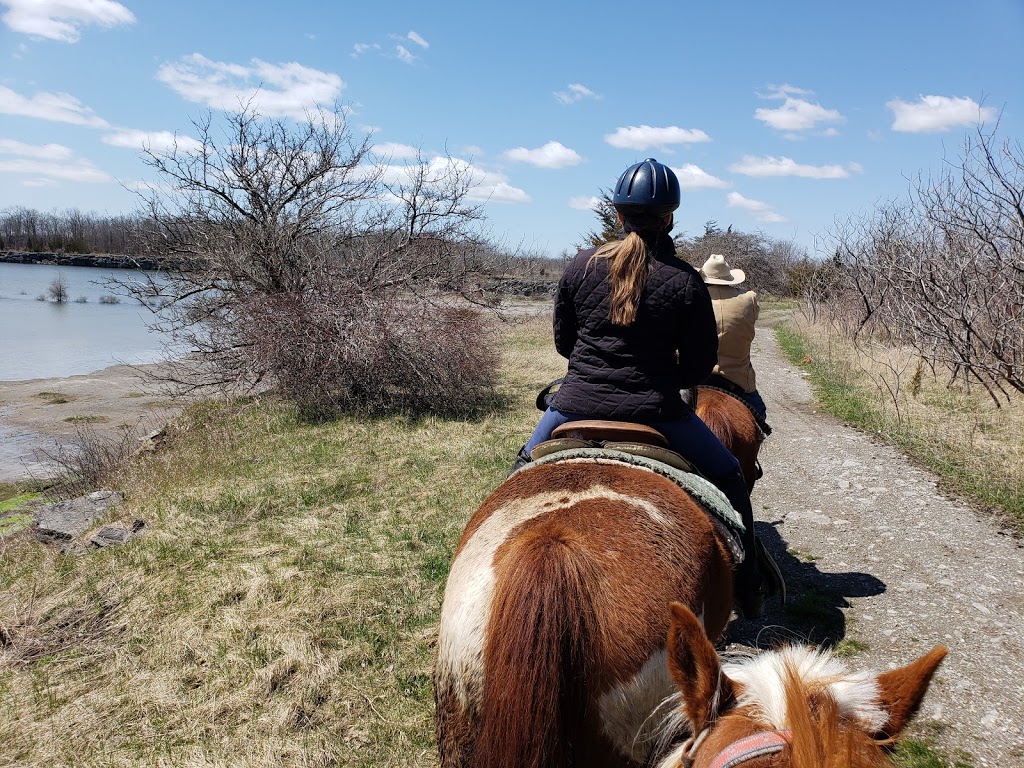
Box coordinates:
[699,254,768,423]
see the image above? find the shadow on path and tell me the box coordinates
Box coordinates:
[722,522,886,650]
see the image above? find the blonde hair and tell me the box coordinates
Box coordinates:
[588,211,672,325]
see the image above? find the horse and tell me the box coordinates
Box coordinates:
[651,602,947,768]
[695,386,764,492]
[433,453,742,768]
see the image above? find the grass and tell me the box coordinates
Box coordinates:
[893,738,976,768]
[34,391,73,405]
[0,314,565,768]
[776,319,1024,530]
[0,313,988,767]
[62,415,108,424]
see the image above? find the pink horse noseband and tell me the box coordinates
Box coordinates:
[707,729,792,768]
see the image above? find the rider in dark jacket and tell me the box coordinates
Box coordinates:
[515,158,782,618]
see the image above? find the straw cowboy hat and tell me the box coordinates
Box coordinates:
[700,253,746,285]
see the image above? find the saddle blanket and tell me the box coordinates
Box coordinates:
[516,447,746,561]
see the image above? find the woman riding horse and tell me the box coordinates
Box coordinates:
[514,158,780,617]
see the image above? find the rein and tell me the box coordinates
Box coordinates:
[682,728,792,768]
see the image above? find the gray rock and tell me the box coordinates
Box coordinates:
[34,490,123,542]
[90,525,131,548]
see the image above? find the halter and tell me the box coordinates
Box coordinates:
[682,728,792,768]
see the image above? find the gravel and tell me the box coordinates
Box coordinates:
[726,324,1024,766]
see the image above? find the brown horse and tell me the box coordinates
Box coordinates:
[434,457,740,768]
[695,386,764,492]
[651,602,947,768]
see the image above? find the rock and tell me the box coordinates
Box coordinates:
[34,490,123,542]
[90,525,132,548]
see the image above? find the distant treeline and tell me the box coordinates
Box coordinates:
[0,207,151,256]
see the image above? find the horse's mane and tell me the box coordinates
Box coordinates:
[783,662,892,768]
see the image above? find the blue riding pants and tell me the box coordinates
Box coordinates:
[524,406,742,484]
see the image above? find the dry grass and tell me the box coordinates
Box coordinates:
[0,314,563,768]
[781,316,1024,526]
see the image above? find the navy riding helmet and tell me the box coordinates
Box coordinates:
[612,158,680,217]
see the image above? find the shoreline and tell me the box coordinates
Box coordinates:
[0,362,186,485]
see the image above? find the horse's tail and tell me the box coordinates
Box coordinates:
[477,524,602,768]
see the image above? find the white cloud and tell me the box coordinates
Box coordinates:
[371,141,420,159]
[23,178,59,187]
[156,54,344,119]
[554,83,600,105]
[0,84,108,126]
[758,83,814,100]
[461,144,485,157]
[503,140,582,169]
[0,138,74,160]
[604,125,711,150]
[378,156,530,204]
[727,191,786,223]
[887,95,996,133]
[755,97,843,132]
[730,155,854,179]
[0,141,111,183]
[396,44,415,64]
[101,128,203,153]
[407,30,428,48]
[568,195,601,211]
[351,42,381,57]
[1,0,134,42]
[672,163,729,190]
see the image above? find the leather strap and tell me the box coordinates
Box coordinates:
[706,729,791,768]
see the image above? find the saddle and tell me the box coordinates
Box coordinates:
[530,420,697,474]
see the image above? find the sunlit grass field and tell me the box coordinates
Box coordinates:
[0,311,980,767]
[0,315,563,768]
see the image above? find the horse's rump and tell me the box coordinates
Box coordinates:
[435,459,737,767]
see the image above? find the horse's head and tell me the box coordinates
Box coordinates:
[656,602,947,768]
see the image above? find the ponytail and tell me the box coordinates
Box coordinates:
[588,230,650,326]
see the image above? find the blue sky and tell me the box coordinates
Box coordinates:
[1,0,1021,258]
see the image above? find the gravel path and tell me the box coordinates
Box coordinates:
[725,323,1024,766]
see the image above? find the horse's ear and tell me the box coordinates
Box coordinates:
[666,602,736,734]
[874,646,948,742]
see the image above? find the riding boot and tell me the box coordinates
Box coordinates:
[507,445,532,477]
[718,470,785,618]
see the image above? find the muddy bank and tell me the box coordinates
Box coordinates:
[0,364,185,484]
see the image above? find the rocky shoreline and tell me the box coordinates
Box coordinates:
[0,251,162,271]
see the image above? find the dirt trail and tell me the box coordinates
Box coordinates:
[727,322,1024,766]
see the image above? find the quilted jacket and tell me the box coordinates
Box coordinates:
[550,234,718,420]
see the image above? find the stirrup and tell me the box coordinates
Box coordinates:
[754,538,786,604]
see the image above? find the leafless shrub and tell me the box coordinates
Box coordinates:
[46,275,68,303]
[811,121,1024,405]
[238,285,500,417]
[98,294,120,304]
[105,104,508,414]
[39,424,140,499]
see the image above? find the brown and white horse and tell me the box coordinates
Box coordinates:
[653,602,947,768]
[434,457,739,768]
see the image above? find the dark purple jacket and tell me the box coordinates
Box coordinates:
[550,234,718,420]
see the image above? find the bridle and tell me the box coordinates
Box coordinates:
[682,728,792,768]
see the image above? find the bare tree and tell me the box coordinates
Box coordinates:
[811,121,1024,405]
[111,104,505,415]
[47,274,68,303]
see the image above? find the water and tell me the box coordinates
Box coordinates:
[0,262,169,381]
